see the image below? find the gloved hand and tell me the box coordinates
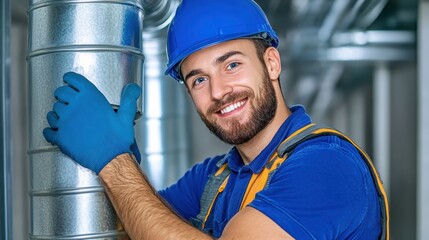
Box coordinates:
[43,72,142,174]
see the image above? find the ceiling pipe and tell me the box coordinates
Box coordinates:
[354,0,389,29]
[286,0,390,55]
[318,0,389,43]
[336,0,366,30]
[318,0,352,43]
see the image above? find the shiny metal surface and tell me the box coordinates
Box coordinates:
[137,0,190,189]
[28,0,143,238]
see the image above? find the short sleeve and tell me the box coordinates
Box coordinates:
[249,136,380,239]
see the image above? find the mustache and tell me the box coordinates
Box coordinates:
[207,91,252,114]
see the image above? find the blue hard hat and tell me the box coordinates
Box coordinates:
[165,0,279,82]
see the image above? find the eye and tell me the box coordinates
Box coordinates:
[193,76,207,87]
[226,62,240,71]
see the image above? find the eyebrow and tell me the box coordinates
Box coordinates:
[215,51,244,65]
[184,69,204,83]
[184,51,244,82]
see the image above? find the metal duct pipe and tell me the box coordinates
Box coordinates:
[318,0,389,42]
[28,0,144,238]
[137,0,190,189]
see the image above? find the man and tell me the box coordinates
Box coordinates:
[43,0,388,239]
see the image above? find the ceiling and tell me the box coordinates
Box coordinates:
[255,0,417,115]
[12,0,418,61]
[255,0,417,53]
[12,0,418,115]
[13,0,418,28]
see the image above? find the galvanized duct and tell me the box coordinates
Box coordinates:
[27,0,144,238]
[285,0,390,60]
[137,0,190,190]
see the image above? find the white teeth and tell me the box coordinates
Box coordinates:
[220,101,245,114]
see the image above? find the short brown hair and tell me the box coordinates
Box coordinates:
[252,38,271,64]
[251,38,281,87]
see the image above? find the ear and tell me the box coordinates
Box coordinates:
[264,47,281,81]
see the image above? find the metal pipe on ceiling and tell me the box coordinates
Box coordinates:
[318,0,351,42]
[354,0,389,29]
[286,0,394,61]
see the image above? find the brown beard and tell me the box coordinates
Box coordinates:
[197,68,277,145]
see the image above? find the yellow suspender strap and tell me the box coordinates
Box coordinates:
[239,154,286,209]
[239,123,317,208]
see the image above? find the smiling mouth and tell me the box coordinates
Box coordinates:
[219,100,247,115]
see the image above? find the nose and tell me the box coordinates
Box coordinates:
[210,75,233,100]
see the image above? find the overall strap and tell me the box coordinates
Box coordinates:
[277,123,321,157]
[191,162,230,231]
[239,124,322,208]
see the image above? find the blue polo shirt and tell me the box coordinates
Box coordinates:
[159,105,381,239]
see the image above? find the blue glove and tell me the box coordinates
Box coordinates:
[43,72,142,174]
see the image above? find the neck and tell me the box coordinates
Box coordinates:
[236,99,291,164]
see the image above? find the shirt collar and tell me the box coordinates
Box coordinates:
[224,105,312,173]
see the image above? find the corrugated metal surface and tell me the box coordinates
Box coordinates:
[27,0,143,238]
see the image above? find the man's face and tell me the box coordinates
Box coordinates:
[181,39,277,145]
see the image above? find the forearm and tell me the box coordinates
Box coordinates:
[99,153,212,240]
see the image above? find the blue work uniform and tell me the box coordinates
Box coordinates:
[159,105,382,239]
